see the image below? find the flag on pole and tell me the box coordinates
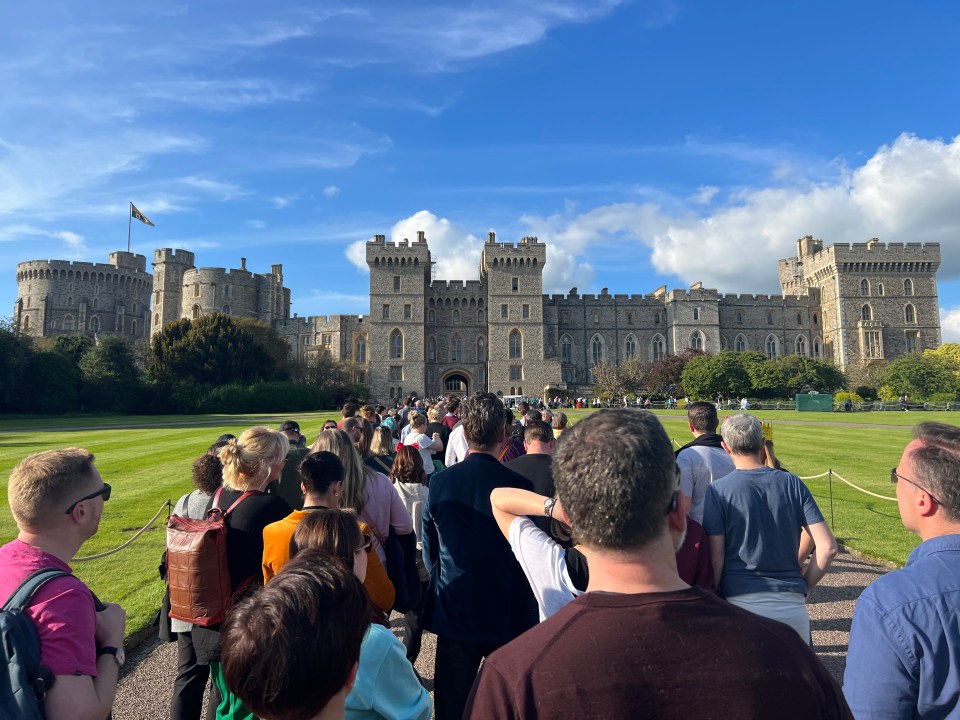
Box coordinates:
[131,204,155,227]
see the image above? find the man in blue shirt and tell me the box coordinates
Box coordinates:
[703,413,837,643]
[844,421,960,718]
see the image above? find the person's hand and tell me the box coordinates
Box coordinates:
[95,602,126,648]
[432,433,440,439]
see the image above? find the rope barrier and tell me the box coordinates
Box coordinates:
[797,471,832,480]
[73,501,172,562]
[829,471,897,501]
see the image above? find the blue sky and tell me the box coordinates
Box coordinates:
[3,2,960,341]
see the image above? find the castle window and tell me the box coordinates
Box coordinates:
[860,279,869,296]
[222,305,231,315]
[478,309,484,324]
[322,334,332,346]
[877,283,884,296]
[429,309,435,323]
[390,329,403,359]
[906,331,919,353]
[905,304,916,323]
[561,335,573,364]
[195,284,200,297]
[394,276,401,292]
[64,315,75,332]
[592,310,599,324]
[510,365,523,381]
[93,297,98,309]
[813,313,818,325]
[693,307,700,321]
[451,336,462,362]
[903,278,914,296]
[522,304,530,319]
[627,312,633,325]
[224,285,230,298]
[501,304,508,319]
[624,335,638,360]
[356,371,366,384]
[861,304,872,322]
[512,277,519,292]
[509,329,523,359]
[89,316,100,332]
[655,312,661,325]
[192,305,201,319]
[736,312,742,324]
[355,337,366,364]
[652,335,665,362]
[477,337,486,362]
[814,338,822,358]
[155,291,159,304]
[797,313,803,325]
[453,309,460,324]
[382,304,390,320]
[22,316,30,331]
[863,331,882,359]
[404,304,412,320]
[591,334,604,364]
[131,320,137,335]
[428,337,436,362]
[302,337,309,346]
[390,366,403,381]
[689,331,703,351]
[767,312,773,325]
[428,368,436,384]
[796,336,806,356]
[735,334,747,352]
[765,334,779,359]
[153,313,158,329]
[562,368,575,384]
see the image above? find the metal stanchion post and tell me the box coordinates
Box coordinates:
[828,469,835,530]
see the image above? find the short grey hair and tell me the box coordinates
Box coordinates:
[721,413,763,455]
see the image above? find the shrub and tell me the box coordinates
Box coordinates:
[833,391,863,406]
[927,392,957,403]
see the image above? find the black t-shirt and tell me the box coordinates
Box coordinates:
[466,587,852,720]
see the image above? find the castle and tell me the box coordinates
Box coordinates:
[13,234,941,401]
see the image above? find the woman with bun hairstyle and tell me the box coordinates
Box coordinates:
[192,426,293,720]
[292,511,431,720]
[310,429,412,564]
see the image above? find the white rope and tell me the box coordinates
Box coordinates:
[830,470,897,501]
[73,501,172,562]
[796,471,832,480]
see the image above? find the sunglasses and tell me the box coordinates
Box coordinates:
[323,423,338,430]
[65,483,112,514]
[358,533,373,554]
[890,467,943,506]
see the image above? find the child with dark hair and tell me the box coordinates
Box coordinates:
[222,550,370,720]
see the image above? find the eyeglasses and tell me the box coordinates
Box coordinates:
[65,483,112,514]
[358,534,373,554]
[891,467,943,506]
[323,423,338,430]
[665,464,681,515]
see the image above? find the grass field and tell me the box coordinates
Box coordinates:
[0,407,948,641]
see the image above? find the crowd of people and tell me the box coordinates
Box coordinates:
[3,394,960,720]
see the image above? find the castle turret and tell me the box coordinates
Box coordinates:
[152,249,195,334]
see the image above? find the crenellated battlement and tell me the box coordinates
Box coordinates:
[154,248,195,265]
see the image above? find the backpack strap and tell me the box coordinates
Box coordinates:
[497,440,512,462]
[2,568,71,612]
[372,456,392,476]
[210,487,259,518]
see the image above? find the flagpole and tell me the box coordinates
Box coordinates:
[127,201,132,253]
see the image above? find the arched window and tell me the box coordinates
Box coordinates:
[860,279,870,296]
[813,313,818,325]
[390,329,403,359]
[64,315,75,331]
[509,329,523,359]
[765,334,779,359]
[355,336,366,364]
[735,334,747,352]
[591,335,604,364]
[428,337,436,362]
[655,312,661,325]
[813,338,822,358]
[624,334,638,360]
[561,335,572,364]
[861,304,872,322]
[153,313,159,328]
[693,307,700,321]
[877,283,884,296]
[222,305,231,315]
[192,305,201,319]
[797,313,803,325]
[478,309,484,324]
[22,316,30,331]
[652,335,665,362]
[689,331,703,351]
[736,312,742,324]
[131,320,138,335]
[477,337,486,363]
[796,336,806,356]
[905,304,915,323]
[429,309,435,323]
[767,312,774,325]
[89,316,100,332]
[903,278,914,296]
[453,309,461,325]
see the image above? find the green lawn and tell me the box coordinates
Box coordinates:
[0,407,951,642]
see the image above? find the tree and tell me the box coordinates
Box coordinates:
[80,336,144,412]
[882,353,955,400]
[591,362,628,400]
[150,313,278,386]
[924,343,960,385]
[681,351,751,400]
[0,323,34,412]
[23,352,79,413]
[233,317,294,379]
[642,349,704,397]
[776,356,846,396]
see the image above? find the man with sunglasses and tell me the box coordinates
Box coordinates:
[844,422,960,719]
[466,410,851,719]
[0,448,126,720]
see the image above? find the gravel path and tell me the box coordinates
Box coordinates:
[111,549,886,718]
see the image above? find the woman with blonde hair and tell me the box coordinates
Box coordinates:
[355,419,375,459]
[193,426,293,720]
[365,426,396,476]
[310,429,412,564]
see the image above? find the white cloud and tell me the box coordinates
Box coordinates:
[941,307,960,344]
[323,185,341,198]
[181,176,249,201]
[271,195,297,209]
[692,185,719,204]
[246,219,266,229]
[0,225,87,255]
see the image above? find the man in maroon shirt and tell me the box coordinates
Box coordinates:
[465,409,852,720]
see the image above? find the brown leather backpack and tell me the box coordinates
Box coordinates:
[165,488,255,627]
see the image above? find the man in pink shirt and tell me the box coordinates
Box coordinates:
[0,448,126,720]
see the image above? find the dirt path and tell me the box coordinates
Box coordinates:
[112,549,884,718]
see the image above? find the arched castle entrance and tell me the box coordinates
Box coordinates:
[442,371,470,396]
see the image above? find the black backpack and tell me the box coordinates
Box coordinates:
[0,568,71,720]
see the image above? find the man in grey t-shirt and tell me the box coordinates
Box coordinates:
[675,402,734,523]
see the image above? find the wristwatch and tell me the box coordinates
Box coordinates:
[97,646,126,667]
[544,496,557,518]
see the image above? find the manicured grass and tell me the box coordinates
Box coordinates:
[1,407,952,641]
